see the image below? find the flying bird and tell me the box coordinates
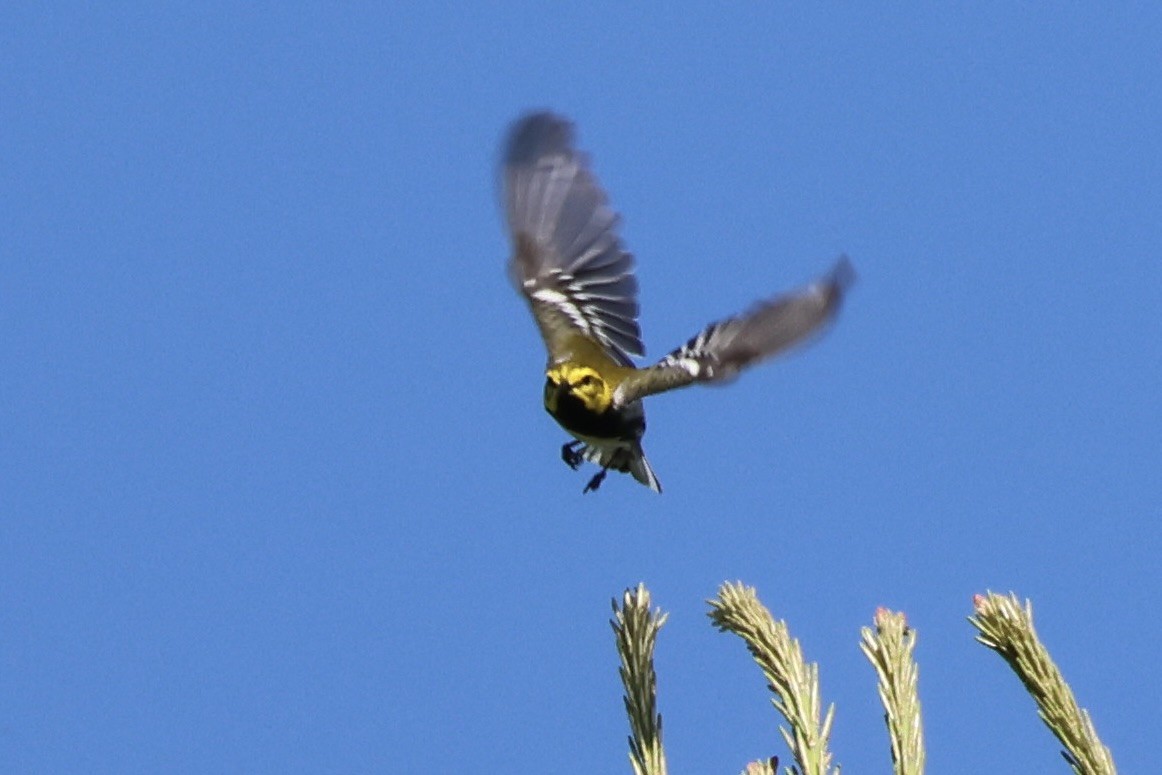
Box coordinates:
[500,111,853,493]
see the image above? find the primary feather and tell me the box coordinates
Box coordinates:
[612,257,855,407]
[502,112,643,366]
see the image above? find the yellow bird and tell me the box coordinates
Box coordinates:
[501,112,853,493]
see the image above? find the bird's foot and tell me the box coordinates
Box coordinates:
[561,440,584,470]
[583,468,608,494]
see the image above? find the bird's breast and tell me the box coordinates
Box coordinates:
[546,390,644,442]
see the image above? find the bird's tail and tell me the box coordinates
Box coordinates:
[629,449,662,493]
[580,442,662,493]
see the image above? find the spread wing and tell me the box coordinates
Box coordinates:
[501,112,643,366]
[613,257,854,406]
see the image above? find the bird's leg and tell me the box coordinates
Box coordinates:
[561,440,584,469]
[583,466,609,494]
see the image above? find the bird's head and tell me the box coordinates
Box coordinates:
[545,363,613,414]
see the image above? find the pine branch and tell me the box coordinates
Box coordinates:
[612,584,669,775]
[741,756,780,775]
[969,592,1116,775]
[708,582,839,775]
[860,608,925,775]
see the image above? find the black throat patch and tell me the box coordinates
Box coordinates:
[545,382,643,441]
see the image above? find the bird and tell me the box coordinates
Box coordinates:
[500,111,854,493]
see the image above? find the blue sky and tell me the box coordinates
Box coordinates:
[3,4,1159,772]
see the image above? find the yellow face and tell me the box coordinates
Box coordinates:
[545,363,613,414]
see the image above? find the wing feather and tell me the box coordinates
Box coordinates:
[613,257,855,406]
[501,112,644,366]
